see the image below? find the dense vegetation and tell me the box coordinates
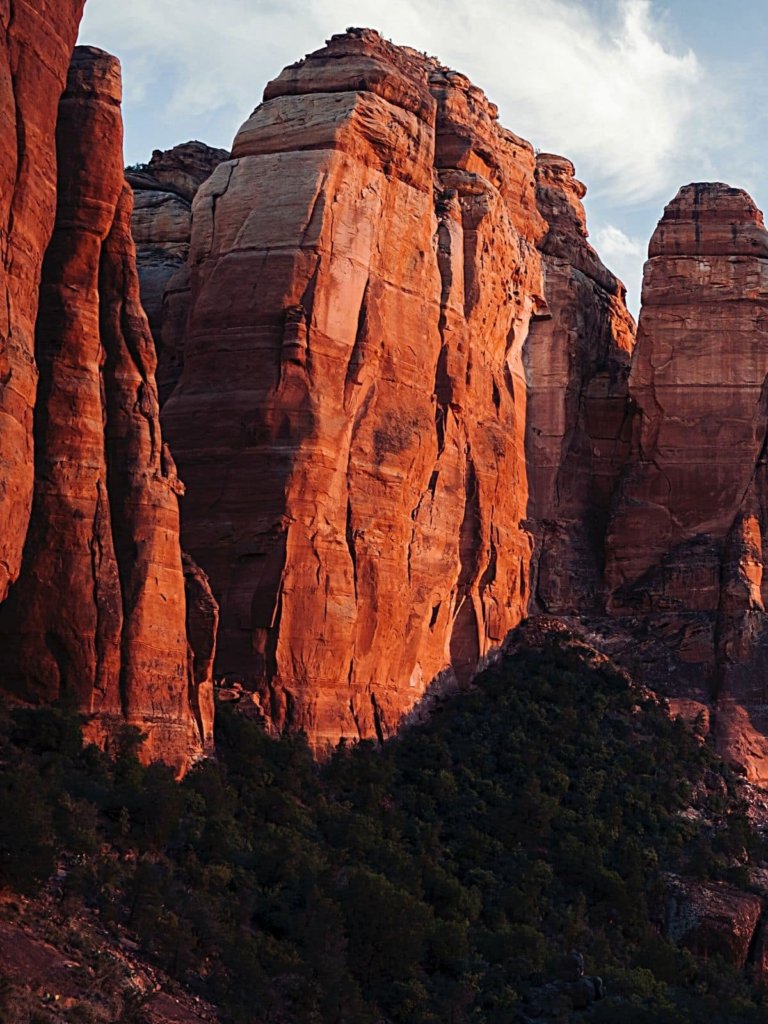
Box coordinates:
[1,627,768,1023]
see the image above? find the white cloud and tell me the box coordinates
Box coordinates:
[593,225,644,260]
[77,0,743,316]
[592,224,646,314]
[80,0,727,204]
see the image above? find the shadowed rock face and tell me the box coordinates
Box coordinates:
[524,153,635,614]
[0,46,216,774]
[663,875,763,971]
[0,0,86,603]
[162,27,549,750]
[127,142,229,403]
[603,183,768,782]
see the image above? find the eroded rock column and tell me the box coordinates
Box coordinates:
[605,183,768,781]
[0,0,86,601]
[0,47,216,772]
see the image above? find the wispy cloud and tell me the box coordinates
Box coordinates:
[80,0,728,202]
[78,0,745,313]
[593,225,644,261]
[592,223,646,313]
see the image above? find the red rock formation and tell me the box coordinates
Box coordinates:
[162,28,548,750]
[132,142,230,204]
[604,183,768,782]
[0,47,215,772]
[127,142,228,402]
[0,0,85,602]
[524,154,635,613]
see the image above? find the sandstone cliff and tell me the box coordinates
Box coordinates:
[0,45,216,773]
[127,142,228,402]
[0,0,85,602]
[524,153,635,614]
[603,183,768,782]
[9,15,767,786]
[162,28,550,749]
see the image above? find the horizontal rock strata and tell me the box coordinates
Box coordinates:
[604,183,768,782]
[127,141,228,402]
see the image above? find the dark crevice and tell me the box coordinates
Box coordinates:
[370,692,385,745]
[206,161,236,261]
[503,362,516,402]
[7,0,25,243]
[345,497,357,602]
[344,276,370,407]
[450,453,482,684]
[265,584,284,683]
[744,906,766,979]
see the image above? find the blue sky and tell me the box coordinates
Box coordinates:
[78,0,768,315]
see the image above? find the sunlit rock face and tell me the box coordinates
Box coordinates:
[604,183,768,783]
[0,47,217,775]
[0,0,86,603]
[162,27,552,750]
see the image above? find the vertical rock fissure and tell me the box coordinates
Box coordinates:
[345,496,357,602]
[450,451,482,683]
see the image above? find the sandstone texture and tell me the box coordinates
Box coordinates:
[604,183,768,782]
[0,47,216,772]
[524,153,634,614]
[163,28,549,750]
[0,0,86,602]
[127,142,228,402]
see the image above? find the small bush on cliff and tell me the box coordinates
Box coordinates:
[1,632,767,1023]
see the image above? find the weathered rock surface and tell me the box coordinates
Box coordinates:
[663,875,763,970]
[604,183,768,782]
[524,153,634,614]
[163,27,548,750]
[0,47,216,772]
[127,142,228,402]
[0,0,86,602]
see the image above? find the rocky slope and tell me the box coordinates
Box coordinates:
[127,142,228,402]
[0,35,216,773]
[0,892,220,1024]
[0,0,86,603]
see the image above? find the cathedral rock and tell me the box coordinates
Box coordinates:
[6,16,768,782]
[158,30,768,775]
